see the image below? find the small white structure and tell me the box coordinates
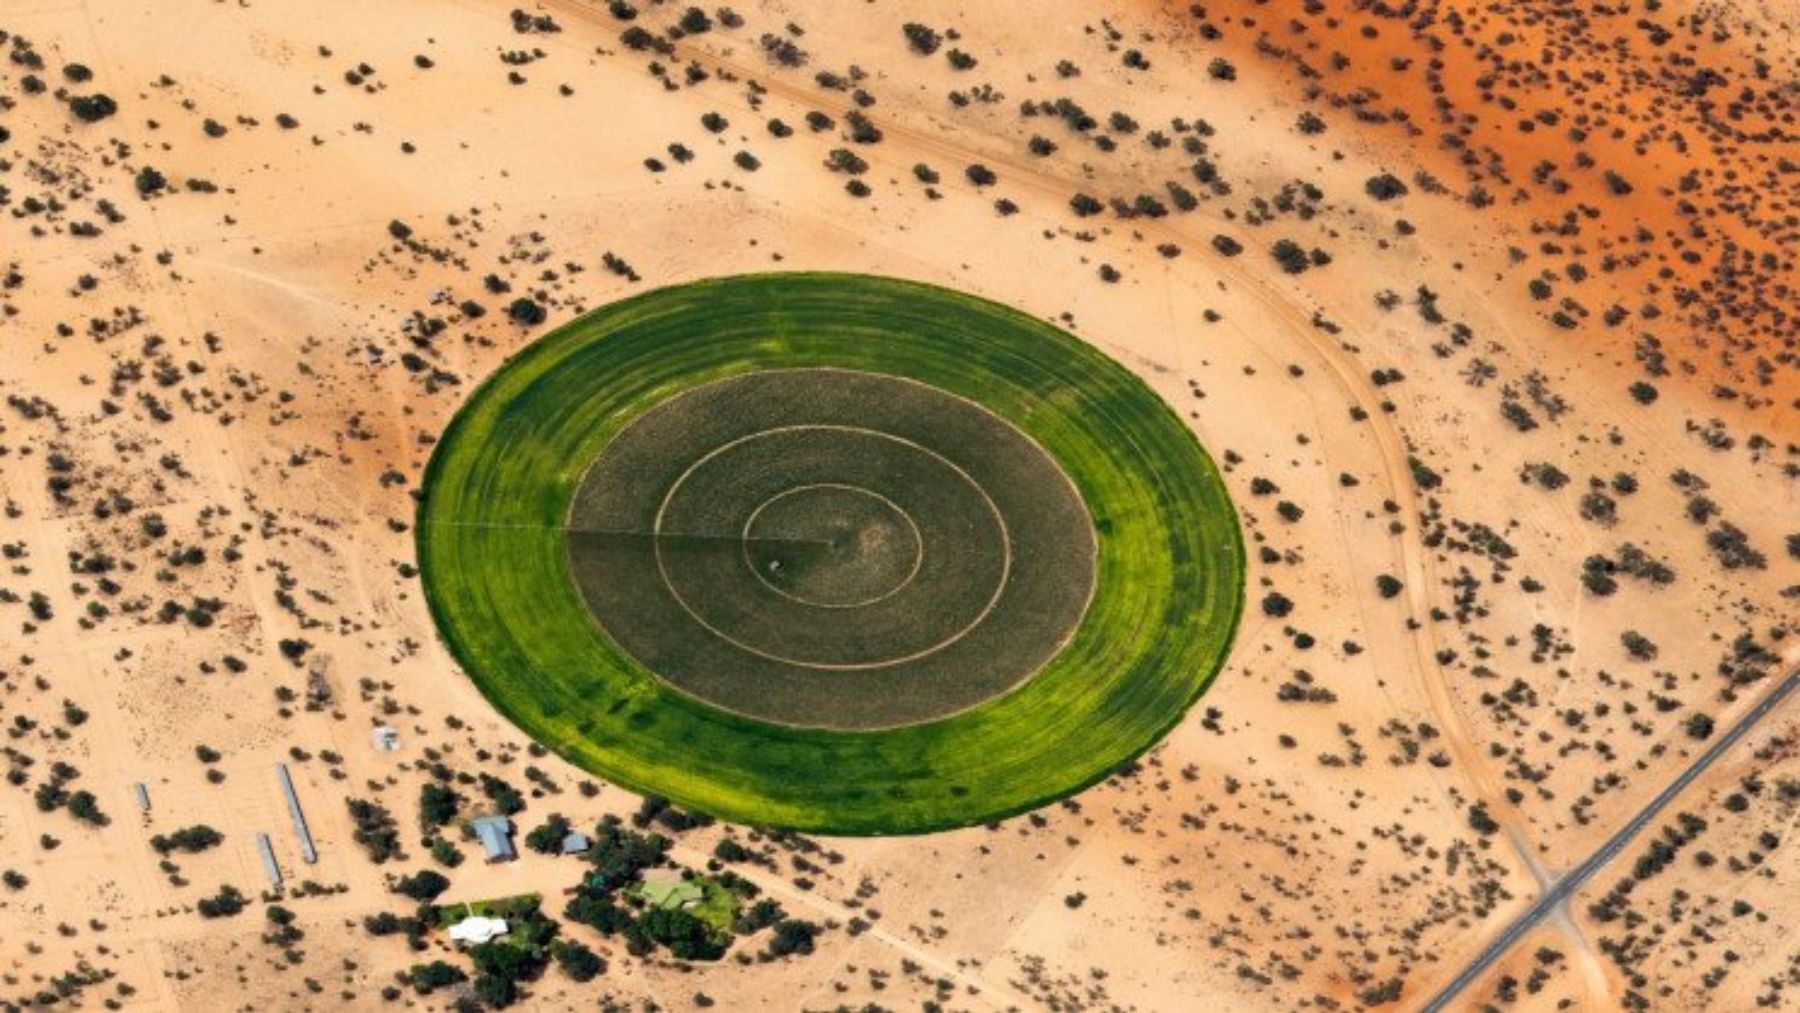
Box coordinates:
[448,915,509,946]
[372,726,400,752]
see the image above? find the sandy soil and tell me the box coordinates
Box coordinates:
[0,0,1793,1010]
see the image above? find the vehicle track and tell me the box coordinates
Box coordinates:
[1421,663,1800,1010]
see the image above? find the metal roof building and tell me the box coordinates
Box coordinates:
[256,833,283,889]
[470,814,516,862]
[276,763,317,863]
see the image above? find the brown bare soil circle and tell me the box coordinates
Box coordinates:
[565,368,1096,729]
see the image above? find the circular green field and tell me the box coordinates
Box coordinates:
[417,273,1244,834]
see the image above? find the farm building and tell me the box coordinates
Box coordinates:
[640,876,704,910]
[275,763,318,863]
[470,814,516,862]
[256,833,282,889]
[448,915,509,945]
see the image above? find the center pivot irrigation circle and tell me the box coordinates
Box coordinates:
[418,273,1245,834]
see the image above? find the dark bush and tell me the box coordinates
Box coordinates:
[507,297,547,326]
[152,825,223,854]
[408,961,466,993]
[902,23,942,55]
[392,869,450,902]
[824,148,867,175]
[766,918,819,957]
[1271,240,1310,274]
[1364,173,1408,201]
[69,94,118,122]
[135,166,168,195]
[197,885,247,918]
[554,939,605,981]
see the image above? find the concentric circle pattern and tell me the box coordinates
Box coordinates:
[742,483,922,610]
[567,369,1094,728]
[418,273,1244,834]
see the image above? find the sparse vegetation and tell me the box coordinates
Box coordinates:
[3,8,1793,1008]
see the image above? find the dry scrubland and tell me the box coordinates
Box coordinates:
[0,0,1795,1011]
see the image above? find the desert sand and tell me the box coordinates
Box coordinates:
[0,1,1794,1010]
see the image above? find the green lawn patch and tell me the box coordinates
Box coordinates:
[427,893,542,928]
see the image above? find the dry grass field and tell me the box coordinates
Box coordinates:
[0,0,1794,1010]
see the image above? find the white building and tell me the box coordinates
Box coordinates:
[447,915,509,945]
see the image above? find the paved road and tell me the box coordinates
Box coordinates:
[1421,663,1800,1011]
